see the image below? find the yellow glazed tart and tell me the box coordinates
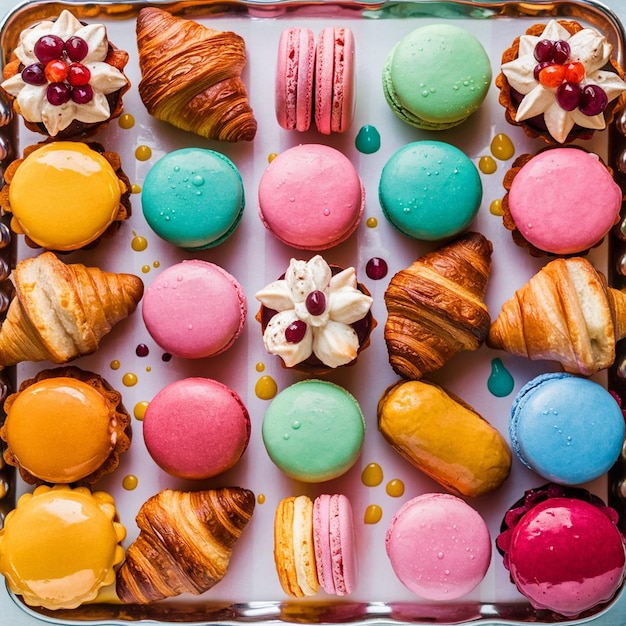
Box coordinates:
[0,484,126,610]
[0,141,131,251]
[0,367,132,485]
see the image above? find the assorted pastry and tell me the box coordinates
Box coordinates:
[1,5,626,621]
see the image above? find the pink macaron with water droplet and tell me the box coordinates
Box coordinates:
[385,493,491,600]
[313,494,357,595]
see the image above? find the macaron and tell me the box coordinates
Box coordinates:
[143,377,250,480]
[509,372,625,485]
[258,144,364,250]
[504,148,622,255]
[5,141,130,251]
[313,493,357,595]
[314,26,355,134]
[262,379,365,482]
[382,24,491,130]
[142,260,246,359]
[275,27,315,131]
[274,495,319,597]
[141,148,245,250]
[496,483,626,617]
[379,141,482,241]
[385,493,491,600]
[0,366,131,485]
[0,485,126,610]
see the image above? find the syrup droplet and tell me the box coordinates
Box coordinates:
[490,133,515,160]
[366,257,388,280]
[122,372,138,387]
[478,155,497,174]
[109,359,120,370]
[131,232,148,251]
[257,493,266,504]
[255,375,278,400]
[135,145,152,161]
[355,125,381,154]
[141,265,151,273]
[122,474,138,490]
[364,504,383,524]
[131,183,142,194]
[135,343,149,357]
[268,152,278,163]
[490,198,503,216]
[487,358,515,397]
[134,401,149,420]
[256,362,265,372]
[361,462,383,487]
[153,260,161,269]
[386,479,405,497]
[366,217,378,228]
[118,113,135,129]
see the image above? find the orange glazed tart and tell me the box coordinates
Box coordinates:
[0,366,132,485]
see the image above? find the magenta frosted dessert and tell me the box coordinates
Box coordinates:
[497,483,626,617]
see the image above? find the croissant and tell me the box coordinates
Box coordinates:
[0,251,144,367]
[116,487,255,603]
[384,232,492,380]
[136,7,257,142]
[488,257,626,376]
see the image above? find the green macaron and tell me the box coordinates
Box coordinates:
[379,140,482,241]
[382,24,492,130]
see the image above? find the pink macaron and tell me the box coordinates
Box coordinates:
[275,27,315,131]
[258,144,364,250]
[142,259,246,359]
[143,377,251,480]
[313,494,357,595]
[315,26,356,134]
[385,493,491,600]
[496,484,626,617]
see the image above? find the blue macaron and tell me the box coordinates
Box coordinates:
[378,141,482,241]
[141,148,245,250]
[510,372,625,485]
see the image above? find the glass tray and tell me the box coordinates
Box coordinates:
[1,0,626,624]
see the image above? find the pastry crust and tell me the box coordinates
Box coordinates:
[384,231,492,380]
[488,257,626,375]
[1,366,132,485]
[136,7,257,142]
[116,488,255,603]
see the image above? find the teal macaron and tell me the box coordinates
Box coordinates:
[382,24,492,130]
[379,140,482,241]
[141,148,245,250]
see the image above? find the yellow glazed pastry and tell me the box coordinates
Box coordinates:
[0,484,125,610]
[1,141,130,251]
[0,367,132,485]
[378,380,511,497]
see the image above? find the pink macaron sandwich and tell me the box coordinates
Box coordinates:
[258,144,364,250]
[275,26,355,134]
[496,483,626,618]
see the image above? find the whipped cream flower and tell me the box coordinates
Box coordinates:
[255,256,373,369]
[1,10,128,136]
[501,19,626,143]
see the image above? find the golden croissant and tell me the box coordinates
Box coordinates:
[116,487,256,603]
[0,251,143,366]
[136,7,257,142]
[384,231,493,380]
[488,257,626,376]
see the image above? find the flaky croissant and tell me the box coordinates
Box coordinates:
[116,488,255,604]
[488,257,626,376]
[384,232,492,380]
[136,7,257,142]
[0,252,143,367]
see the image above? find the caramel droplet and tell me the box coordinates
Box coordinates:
[122,372,138,387]
[490,133,515,160]
[386,479,405,497]
[122,474,138,490]
[478,155,497,174]
[134,401,149,420]
[364,504,383,524]
[361,462,383,487]
[255,375,278,400]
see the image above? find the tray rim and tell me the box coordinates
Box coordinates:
[1,0,626,625]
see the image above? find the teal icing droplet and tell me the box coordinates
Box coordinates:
[487,358,514,397]
[355,125,381,154]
